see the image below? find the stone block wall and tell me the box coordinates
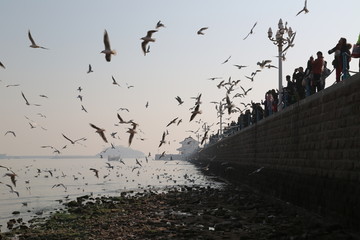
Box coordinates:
[194,73,360,231]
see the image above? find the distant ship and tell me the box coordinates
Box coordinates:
[108,155,121,161]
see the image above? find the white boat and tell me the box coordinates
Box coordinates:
[108,155,121,161]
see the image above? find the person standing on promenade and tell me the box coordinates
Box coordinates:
[328,37,351,82]
[304,56,313,96]
[311,51,325,94]
[292,67,305,100]
[351,33,360,71]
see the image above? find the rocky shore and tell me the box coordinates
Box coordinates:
[1,183,358,240]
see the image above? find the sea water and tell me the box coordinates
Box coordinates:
[0,156,222,232]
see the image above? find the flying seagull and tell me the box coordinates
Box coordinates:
[89,168,99,178]
[101,30,116,62]
[0,61,5,69]
[243,22,257,40]
[296,0,309,16]
[156,20,165,29]
[21,92,30,105]
[127,126,137,147]
[5,131,16,137]
[158,131,166,147]
[141,30,157,56]
[175,96,184,105]
[5,184,19,197]
[234,65,248,69]
[221,56,231,64]
[87,64,93,73]
[62,133,86,145]
[257,60,272,68]
[197,27,208,35]
[89,123,108,143]
[166,117,179,127]
[112,76,120,86]
[28,30,48,49]
[190,104,201,122]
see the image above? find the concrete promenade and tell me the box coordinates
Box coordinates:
[192,73,360,232]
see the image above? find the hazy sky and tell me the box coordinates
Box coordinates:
[1,1,359,156]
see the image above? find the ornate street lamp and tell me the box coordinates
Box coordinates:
[268,19,296,110]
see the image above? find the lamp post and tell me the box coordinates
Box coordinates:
[267,19,295,110]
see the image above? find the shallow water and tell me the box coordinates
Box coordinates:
[0,157,222,232]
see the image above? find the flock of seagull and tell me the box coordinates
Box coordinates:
[1,1,310,199]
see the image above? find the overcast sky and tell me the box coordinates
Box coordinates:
[1,0,359,156]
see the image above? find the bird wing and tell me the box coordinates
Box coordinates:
[89,123,100,130]
[105,53,111,62]
[0,61,5,69]
[62,134,74,144]
[146,30,157,38]
[98,132,108,143]
[21,92,29,105]
[117,113,125,123]
[103,30,110,50]
[141,41,147,55]
[128,133,134,146]
[28,30,36,45]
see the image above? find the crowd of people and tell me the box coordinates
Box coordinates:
[208,36,360,145]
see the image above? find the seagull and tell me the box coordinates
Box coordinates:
[21,92,30,105]
[118,107,129,112]
[77,95,83,101]
[175,96,184,105]
[5,184,19,197]
[4,171,17,186]
[197,27,208,35]
[296,0,309,16]
[5,131,16,137]
[190,104,202,122]
[89,123,108,143]
[265,64,278,69]
[87,64,93,73]
[145,101,149,108]
[117,113,128,124]
[52,183,67,191]
[166,117,179,127]
[105,162,114,169]
[243,21,257,40]
[201,130,208,145]
[208,77,222,81]
[112,76,120,86]
[221,55,231,64]
[77,86,83,92]
[234,65,248,69]
[110,132,117,138]
[101,30,116,62]
[0,61,5,69]
[257,60,272,68]
[62,133,86,145]
[127,127,137,147]
[29,122,35,129]
[6,84,20,87]
[90,168,99,178]
[158,131,166,147]
[141,30,157,56]
[81,105,88,113]
[240,86,252,95]
[135,158,142,167]
[156,20,165,29]
[28,30,48,49]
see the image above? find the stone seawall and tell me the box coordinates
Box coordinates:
[193,73,360,231]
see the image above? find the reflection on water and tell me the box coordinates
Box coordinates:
[0,157,222,232]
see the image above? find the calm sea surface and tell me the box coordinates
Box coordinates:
[0,157,223,232]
